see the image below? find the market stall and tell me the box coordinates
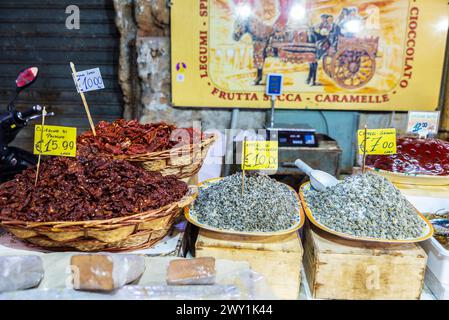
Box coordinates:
[1,0,449,303]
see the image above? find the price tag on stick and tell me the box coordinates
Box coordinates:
[242,141,279,171]
[72,67,105,93]
[33,125,77,157]
[34,107,47,186]
[70,62,100,136]
[357,128,397,155]
[242,137,247,195]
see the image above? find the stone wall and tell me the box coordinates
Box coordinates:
[113,0,266,131]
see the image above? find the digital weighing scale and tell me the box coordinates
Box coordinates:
[267,124,318,147]
[265,74,318,148]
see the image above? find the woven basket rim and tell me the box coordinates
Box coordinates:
[111,133,217,161]
[0,186,197,229]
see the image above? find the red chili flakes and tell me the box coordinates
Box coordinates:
[0,156,188,222]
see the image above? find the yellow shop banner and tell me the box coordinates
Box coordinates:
[171,0,448,111]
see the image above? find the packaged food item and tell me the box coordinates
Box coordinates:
[0,155,188,222]
[70,254,145,292]
[366,137,449,176]
[167,257,216,285]
[303,173,428,240]
[0,255,44,293]
[427,211,449,249]
[189,173,300,233]
[77,119,202,156]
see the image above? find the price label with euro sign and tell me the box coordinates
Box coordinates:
[407,111,440,137]
[34,125,77,157]
[242,141,278,171]
[358,128,397,155]
[72,67,105,93]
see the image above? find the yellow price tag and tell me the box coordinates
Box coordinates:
[358,128,397,155]
[242,141,278,170]
[34,125,77,157]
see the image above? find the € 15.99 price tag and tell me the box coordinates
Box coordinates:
[358,128,397,155]
[242,141,278,170]
[34,125,77,157]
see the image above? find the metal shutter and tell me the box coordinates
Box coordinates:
[0,0,123,151]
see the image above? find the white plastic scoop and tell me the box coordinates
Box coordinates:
[295,159,339,191]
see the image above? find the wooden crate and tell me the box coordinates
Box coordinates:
[195,229,303,299]
[303,226,428,300]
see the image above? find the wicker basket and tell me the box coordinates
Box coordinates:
[0,188,196,252]
[112,134,217,179]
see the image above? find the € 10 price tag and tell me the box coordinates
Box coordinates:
[34,125,77,157]
[357,128,397,155]
[242,141,278,170]
[72,67,105,93]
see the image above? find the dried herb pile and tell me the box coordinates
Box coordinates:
[78,119,201,155]
[0,156,188,222]
[304,173,427,240]
[190,174,299,232]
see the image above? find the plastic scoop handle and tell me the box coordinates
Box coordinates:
[295,159,313,176]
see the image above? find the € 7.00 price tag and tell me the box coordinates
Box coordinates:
[72,67,105,93]
[357,128,397,155]
[242,141,278,170]
[34,125,77,157]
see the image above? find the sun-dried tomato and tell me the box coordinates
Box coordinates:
[77,119,203,156]
[0,155,188,222]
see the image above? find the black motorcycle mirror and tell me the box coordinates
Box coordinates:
[8,67,39,111]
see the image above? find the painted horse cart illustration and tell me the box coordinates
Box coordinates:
[321,36,379,89]
[233,14,379,90]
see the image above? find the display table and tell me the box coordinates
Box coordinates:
[303,225,427,300]
[195,229,303,299]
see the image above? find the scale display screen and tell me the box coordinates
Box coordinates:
[268,128,318,147]
[278,132,316,147]
[266,74,283,96]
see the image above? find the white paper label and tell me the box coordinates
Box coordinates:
[407,111,440,138]
[72,68,105,93]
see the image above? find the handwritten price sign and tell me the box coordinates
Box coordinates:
[358,128,397,155]
[34,125,77,157]
[242,141,278,170]
[407,111,440,137]
[72,67,105,93]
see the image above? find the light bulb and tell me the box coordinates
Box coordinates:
[235,4,252,19]
[290,4,306,21]
[435,18,449,32]
[343,19,362,34]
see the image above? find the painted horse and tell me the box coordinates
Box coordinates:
[232,16,323,85]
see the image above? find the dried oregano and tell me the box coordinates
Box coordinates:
[190,173,299,232]
[304,173,427,240]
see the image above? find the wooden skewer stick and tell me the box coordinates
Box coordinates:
[362,125,368,174]
[242,136,247,195]
[35,107,47,187]
[70,62,96,136]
